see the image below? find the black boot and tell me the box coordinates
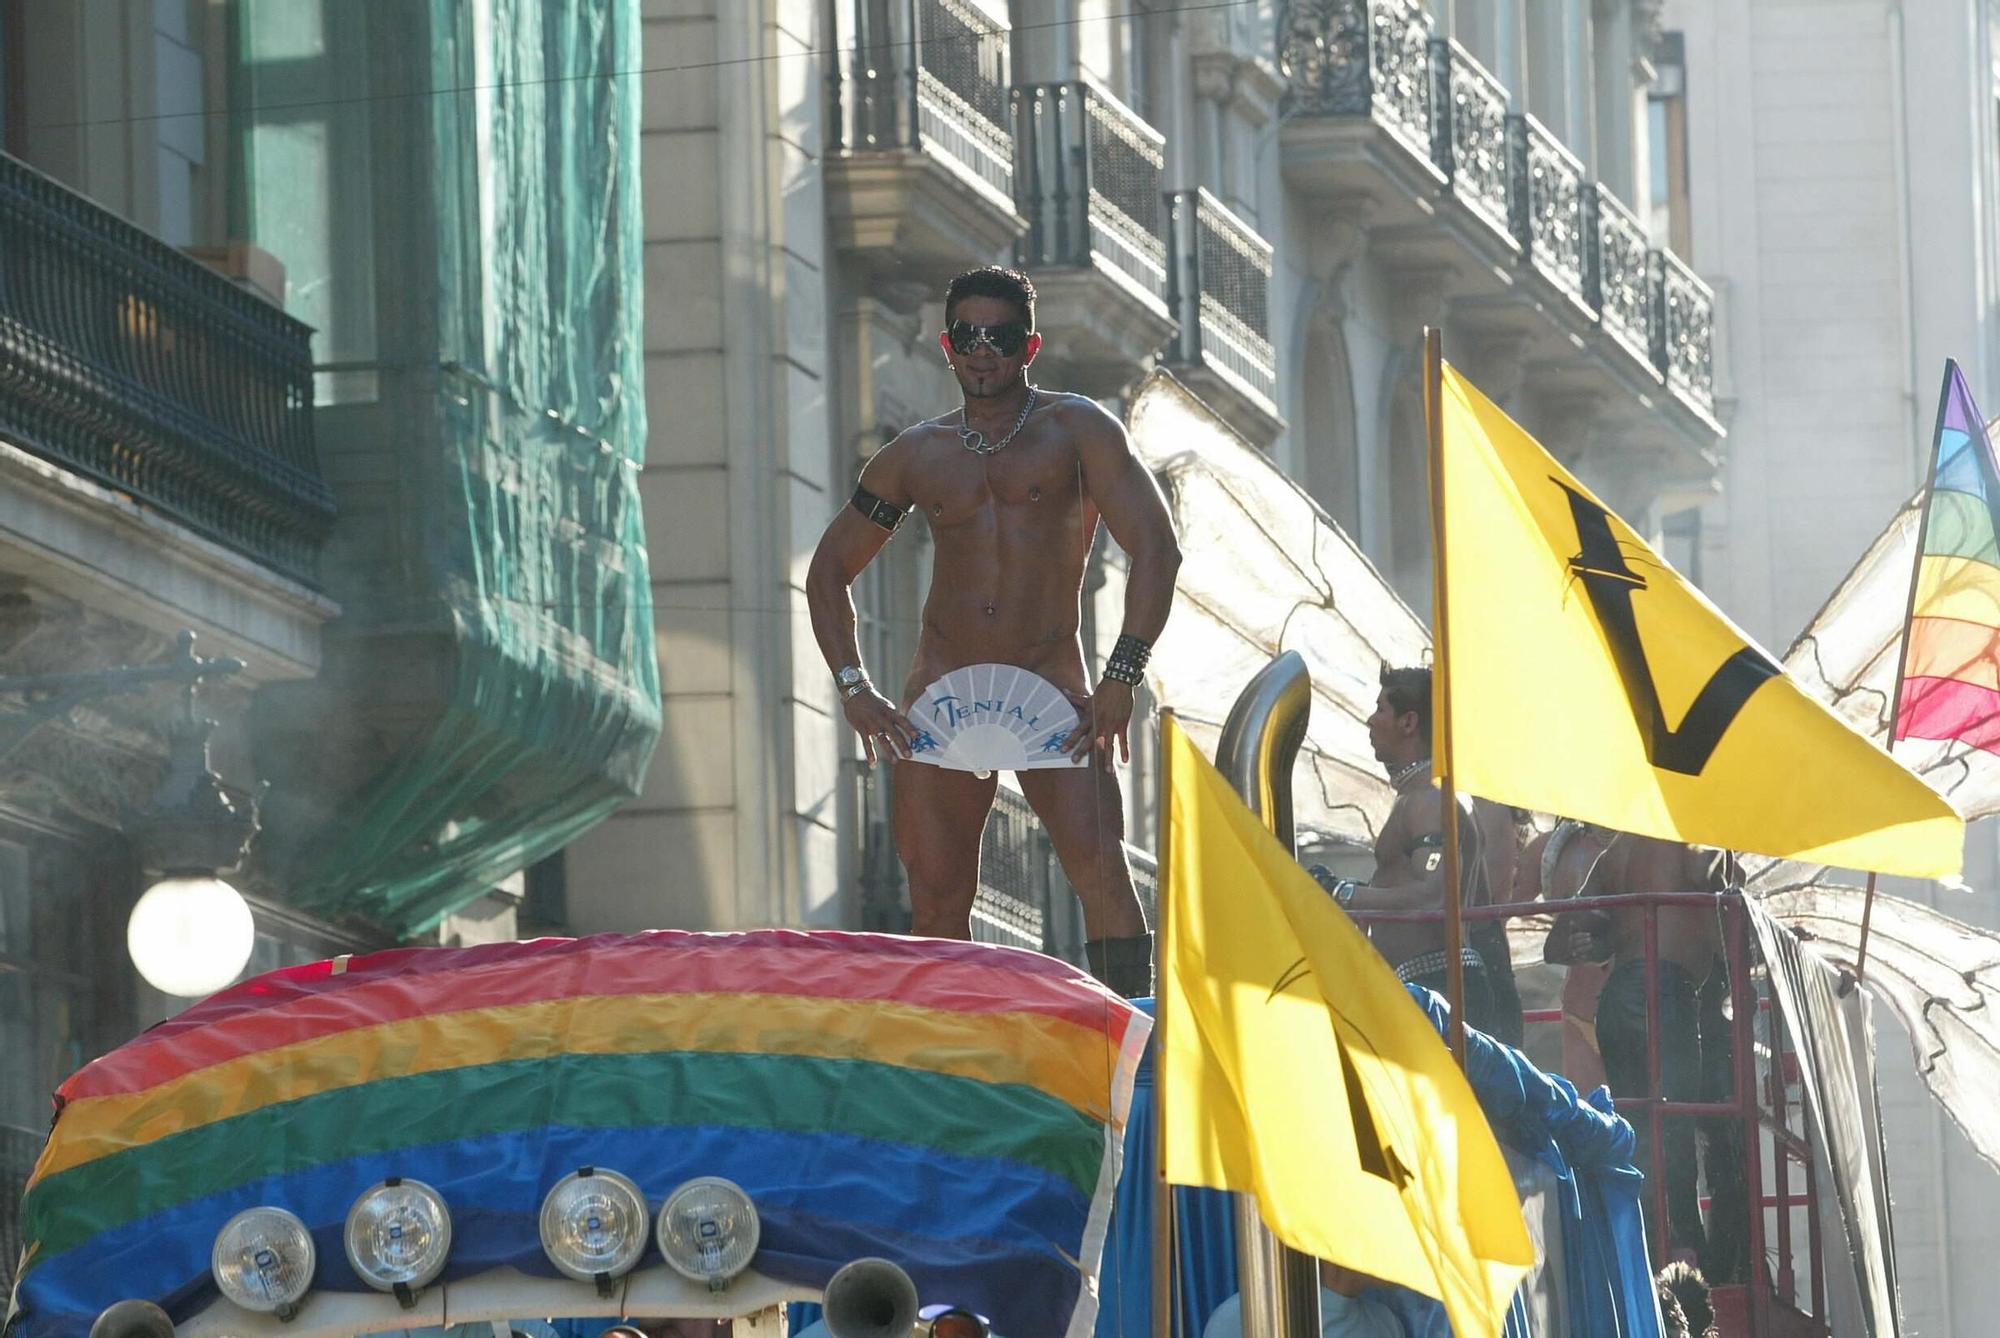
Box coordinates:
[1085,933,1155,998]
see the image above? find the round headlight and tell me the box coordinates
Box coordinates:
[211,1205,316,1314]
[654,1177,759,1290]
[538,1168,649,1281]
[343,1179,452,1293]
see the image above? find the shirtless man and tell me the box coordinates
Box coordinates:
[1312,665,1505,1037]
[805,267,1182,997]
[1525,817,1618,1090]
[1548,831,1733,1263]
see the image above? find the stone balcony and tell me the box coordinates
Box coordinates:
[1012,80,1177,397]
[0,152,337,683]
[0,152,334,587]
[1163,188,1283,443]
[1276,0,1722,478]
[825,0,1027,296]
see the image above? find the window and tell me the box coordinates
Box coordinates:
[229,0,379,403]
[1649,32,1692,258]
[1661,505,1702,587]
[1122,0,1164,128]
[522,851,567,933]
[1074,0,1158,120]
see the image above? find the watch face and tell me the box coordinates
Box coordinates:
[837,666,865,687]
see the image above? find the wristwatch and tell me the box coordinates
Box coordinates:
[835,664,867,689]
[1309,864,1359,907]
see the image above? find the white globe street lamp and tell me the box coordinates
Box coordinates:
[0,632,259,999]
[127,874,256,997]
[123,634,261,998]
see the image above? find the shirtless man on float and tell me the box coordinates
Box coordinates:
[1544,831,1739,1269]
[1311,664,1515,1039]
[1521,816,1619,1091]
[805,266,1182,997]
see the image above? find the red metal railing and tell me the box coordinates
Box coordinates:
[1350,889,1827,1337]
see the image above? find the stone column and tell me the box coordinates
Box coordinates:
[1591,0,1637,199]
[566,0,837,933]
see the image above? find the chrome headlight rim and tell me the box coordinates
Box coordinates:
[653,1175,761,1288]
[342,1176,453,1294]
[209,1204,317,1315]
[537,1166,651,1282]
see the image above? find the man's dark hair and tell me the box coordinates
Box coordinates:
[1379,664,1432,740]
[945,265,1036,328]
[1657,1262,1715,1338]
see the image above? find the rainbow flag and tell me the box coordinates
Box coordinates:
[8,931,1150,1338]
[1898,362,2000,753]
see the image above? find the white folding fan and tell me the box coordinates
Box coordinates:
[904,663,1087,775]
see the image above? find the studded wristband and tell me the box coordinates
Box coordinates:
[1104,633,1151,687]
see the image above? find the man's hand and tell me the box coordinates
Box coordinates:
[843,687,919,766]
[1543,909,1613,964]
[1060,680,1135,766]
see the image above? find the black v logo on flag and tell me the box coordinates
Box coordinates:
[1556,479,1780,776]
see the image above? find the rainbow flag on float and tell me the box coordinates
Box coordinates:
[9,931,1149,1338]
[1897,362,2000,753]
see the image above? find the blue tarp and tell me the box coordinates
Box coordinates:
[794,988,1660,1337]
[1093,991,1661,1338]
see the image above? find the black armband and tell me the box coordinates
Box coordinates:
[852,485,911,532]
[1102,633,1152,687]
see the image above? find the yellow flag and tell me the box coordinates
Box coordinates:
[1437,362,1962,876]
[1158,717,1531,1338]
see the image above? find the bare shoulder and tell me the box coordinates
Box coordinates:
[885,413,961,453]
[1043,391,1128,444]
[1392,783,1444,839]
[1684,843,1737,889]
[862,417,954,494]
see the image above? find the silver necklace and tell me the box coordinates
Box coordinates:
[957,387,1037,455]
[1390,757,1431,788]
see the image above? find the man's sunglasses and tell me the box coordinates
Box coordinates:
[945,320,1031,357]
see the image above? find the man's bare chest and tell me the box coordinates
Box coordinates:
[907,432,1084,530]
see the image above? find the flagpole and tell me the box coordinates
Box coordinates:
[1422,327,1469,1066]
[1856,361,1955,982]
[1152,708,1177,1338]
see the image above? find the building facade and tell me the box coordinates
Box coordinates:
[1665,0,2000,1330]
[0,0,658,1289]
[565,0,1723,959]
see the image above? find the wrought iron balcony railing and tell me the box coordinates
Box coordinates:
[973,787,1159,964]
[0,154,334,584]
[828,0,1016,202]
[1166,188,1279,412]
[1653,248,1717,415]
[1278,0,1435,164]
[1508,113,1589,310]
[973,784,1056,952]
[1434,39,1512,244]
[1586,182,1657,370]
[1276,0,1720,420]
[1014,81,1170,308]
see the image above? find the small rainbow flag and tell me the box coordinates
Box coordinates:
[9,931,1149,1338]
[1897,362,2000,753]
